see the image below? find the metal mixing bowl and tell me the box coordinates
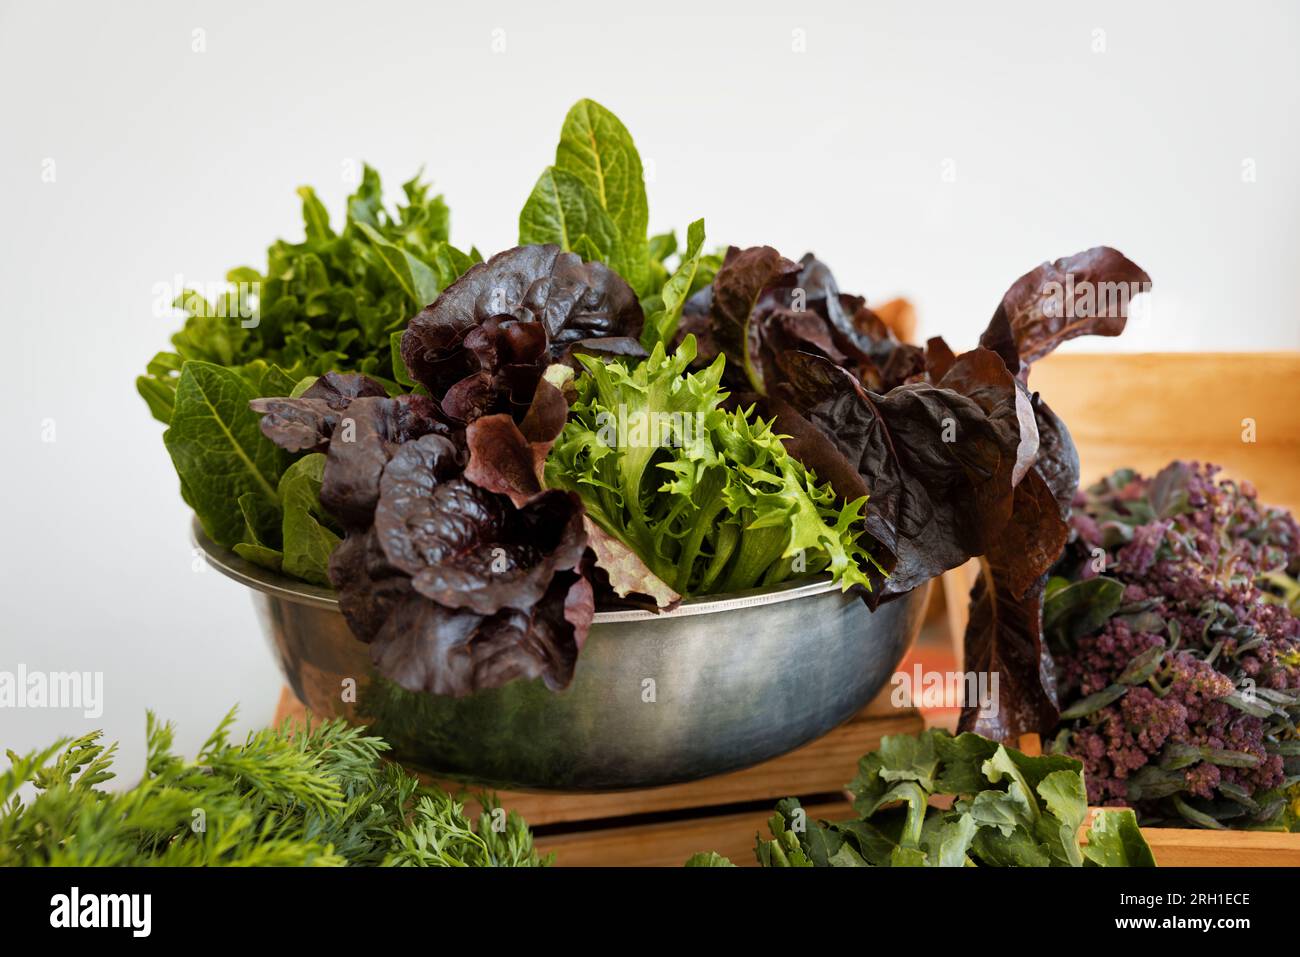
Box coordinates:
[194,520,929,791]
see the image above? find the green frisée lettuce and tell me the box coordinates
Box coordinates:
[544,337,882,596]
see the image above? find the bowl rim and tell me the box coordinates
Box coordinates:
[191,518,845,623]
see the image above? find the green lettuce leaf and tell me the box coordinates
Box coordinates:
[164,361,287,547]
[554,99,650,295]
[278,454,341,586]
[642,218,705,350]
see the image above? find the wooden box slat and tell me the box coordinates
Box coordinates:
[538,800,855,868]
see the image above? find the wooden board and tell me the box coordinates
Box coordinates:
[464,708,922,827]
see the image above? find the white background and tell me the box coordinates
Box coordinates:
[2,0,1297,781]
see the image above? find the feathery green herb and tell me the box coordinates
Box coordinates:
[0,711,548,867]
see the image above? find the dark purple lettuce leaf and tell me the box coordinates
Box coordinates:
[960,570,1060,741]
[460,375,680,609]
[958,248,1148,741]
[708,245,800,392]
[251,373,456,528]
[359,560,592,697]
[924,336,957,385]
[462,377,569,508]
[400,244,644,422]
[374,435,586,617]
[354,433,591,696]
[768,348,1031,603]
[304,371,391,409]
[249,372,390,453]
[688,249,923,395]
[979,246,1151,373]
[250,367,593,698]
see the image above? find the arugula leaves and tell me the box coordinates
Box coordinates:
[694,729,1157,867]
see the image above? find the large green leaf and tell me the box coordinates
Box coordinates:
[1083,808,1158,866]
[554,99,650,294]
[518,166,621,264]
[356,222,441,307]
[232,491,283,572]
[164,361,287,547]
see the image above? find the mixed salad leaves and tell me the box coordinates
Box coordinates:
[688,729,1155,867]
[144,98,1150,701]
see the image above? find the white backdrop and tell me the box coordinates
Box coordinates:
[2,0,1297,781]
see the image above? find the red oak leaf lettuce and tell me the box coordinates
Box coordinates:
[681,244,1146,742]
[680,249,924,395]
[979,246,1151,374]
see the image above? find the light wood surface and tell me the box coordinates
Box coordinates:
[470,709,922,827]
[1032,352,1300,512]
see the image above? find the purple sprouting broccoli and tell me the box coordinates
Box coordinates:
[1046,462,1300,829]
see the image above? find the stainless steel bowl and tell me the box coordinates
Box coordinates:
[195,520,929,791]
